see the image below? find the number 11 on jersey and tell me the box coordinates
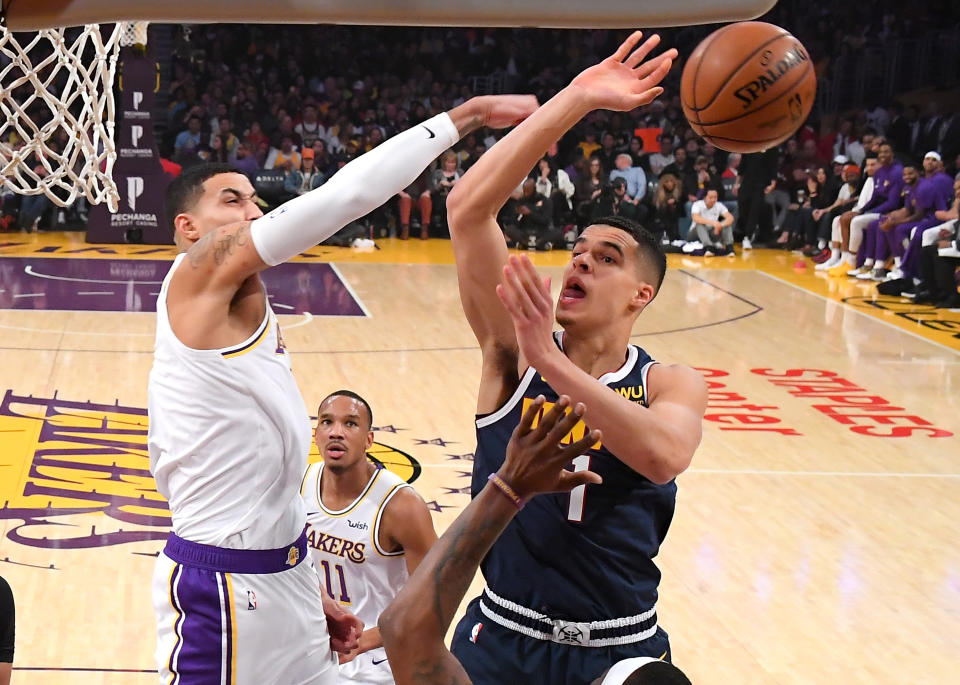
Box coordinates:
[567,454,592,522]
[319,559,352,604]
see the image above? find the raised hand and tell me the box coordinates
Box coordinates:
[496,254,557,369]
[570,31,677,112]
[498,395,602,501]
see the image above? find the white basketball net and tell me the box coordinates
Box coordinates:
[0,22,148,212]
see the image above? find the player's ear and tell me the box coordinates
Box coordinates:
[365,430,374,450]
[629,281,655,312]
[174,212,201,243]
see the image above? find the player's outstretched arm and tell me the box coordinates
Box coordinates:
[175,96,538,298]
[447,32,675,413]
[380,397,601,685]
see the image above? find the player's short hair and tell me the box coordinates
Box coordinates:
[321,390,373,429]
[587,215,667,297]
[165,163,239,235]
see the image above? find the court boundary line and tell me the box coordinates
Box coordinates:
[757,271,960,356]
[0,268,758,351]
[329,262,371,317]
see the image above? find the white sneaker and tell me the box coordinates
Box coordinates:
[816,255,839,271]
[886,268,904,281]
[847,266,870,277]
[681,241,703,254]
[742,237,752,250]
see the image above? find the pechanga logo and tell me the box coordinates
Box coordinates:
[733,44,808,110]
[0,389,421,551]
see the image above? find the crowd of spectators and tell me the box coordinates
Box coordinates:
[3,5,960,307]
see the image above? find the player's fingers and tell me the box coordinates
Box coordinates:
[514,256,552,312]
[611,30,643,63]
[636,56,675,91]
[624,33,660,69]
[531,395,571,441]
[555,469,603,492]
[495,282,525,321]
[634,48,677,79]
[542,399,584,447]
[515,395,546,438]
[626,88,665,110]
[558,428,601,464]
[501,264,531,317]
[504,261,539,319]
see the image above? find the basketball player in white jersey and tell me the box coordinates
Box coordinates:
[379,396,691,685]
[303,390,437,684]
[147,93,538,685]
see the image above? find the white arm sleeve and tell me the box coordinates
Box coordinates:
[250,112,460,266]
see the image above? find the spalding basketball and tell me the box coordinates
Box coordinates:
[680,22,816,154]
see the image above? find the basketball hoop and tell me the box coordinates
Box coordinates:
[0,21,148,212]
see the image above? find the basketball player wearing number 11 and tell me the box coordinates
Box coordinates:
[447,33,707,684]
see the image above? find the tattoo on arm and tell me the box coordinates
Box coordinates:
[213,223,250,265]
[186,230,214,267]
[187,223,251,268]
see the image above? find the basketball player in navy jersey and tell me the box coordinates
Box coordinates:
[148,93,537,685]
[303,390,438,683]
[444,33,707,684]
[380,397,691,685]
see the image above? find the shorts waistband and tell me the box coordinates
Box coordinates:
[479,585,657,648]
[164,531,308,574]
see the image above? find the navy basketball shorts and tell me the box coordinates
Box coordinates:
[451,596,671,685]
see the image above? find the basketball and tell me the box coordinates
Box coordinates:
[680,22,816,153]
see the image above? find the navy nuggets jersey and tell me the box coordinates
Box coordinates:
[472,333,675,621]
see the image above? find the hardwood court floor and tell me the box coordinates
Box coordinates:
[1,233,958,684]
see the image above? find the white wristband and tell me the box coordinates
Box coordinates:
[250,112,460,266]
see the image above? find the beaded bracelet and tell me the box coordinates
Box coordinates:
[487,472,525,510]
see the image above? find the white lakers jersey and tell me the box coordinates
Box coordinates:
[303,462,411,684]
[148,254,311,549]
